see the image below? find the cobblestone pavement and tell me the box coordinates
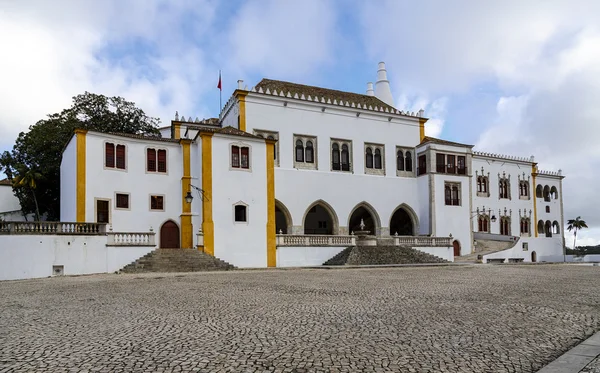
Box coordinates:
[582,355,600,373]
[1,265,600,373]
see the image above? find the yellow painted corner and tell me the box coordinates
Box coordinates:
[266,140,276,267]
[180,139,193,248]
[76,130,87,222]
[173,123,181,140]
[201,133,215,256]
[419,118,427,142]
[236,91,248,132]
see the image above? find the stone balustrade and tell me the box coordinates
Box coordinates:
[106,232,156,246]
[276,234,453,247]
[0,221,107,235]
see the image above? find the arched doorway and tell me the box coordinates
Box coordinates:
[160,220,180,248]
[304,201,337,235]
[389,206,415,236]
[348,203,380,235]
[275,200,292,234]
[453,240,461,257]
[531,251,537,263]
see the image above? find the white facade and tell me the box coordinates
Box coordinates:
[53,62,566,269]
[0,182,24,221]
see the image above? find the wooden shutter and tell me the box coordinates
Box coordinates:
[241,147,249,169]
[147,149,156,172]
[231,146,240,168]
[157,150,167,172]
[105,143,115,168]
[116,145,126,169]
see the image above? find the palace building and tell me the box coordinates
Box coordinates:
[59,62,566,267]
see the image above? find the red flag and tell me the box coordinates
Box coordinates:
[217,71,222,90]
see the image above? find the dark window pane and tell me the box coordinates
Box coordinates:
[232,146,240,168]
[241,147,249,169]
[235,205,247,222]
[147,148,156,172]
[397,150,404,171]
[157,150,167,172]
[405,151,412,172]
[105,143,115,168]
[116,145,126,169]
[116,193,129,209]
[296,139,304,162]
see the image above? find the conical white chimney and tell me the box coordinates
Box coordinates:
[366,82,375,96]
[375,62,394,107]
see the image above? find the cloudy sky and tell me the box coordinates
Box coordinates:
[1,0,599,246]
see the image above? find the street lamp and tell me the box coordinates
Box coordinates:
[184,184,209,204]
[185,191,193,204]
[471,209,496,222]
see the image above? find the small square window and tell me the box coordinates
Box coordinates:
[116,193,129,209]
[522,242,528,251]
[150,195,164,210]
[546,206,550,213]
[234,205,247,222]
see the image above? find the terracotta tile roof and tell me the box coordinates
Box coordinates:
[0,178,11,186]
[419,136,474,148]
[106,132,181,143]
[199,126,263,140]
[254,78,398,112]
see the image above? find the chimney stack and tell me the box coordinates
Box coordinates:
[375,62,394,107]
[366,82,375,96]
[237,80,244,89]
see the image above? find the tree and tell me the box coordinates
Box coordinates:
[567,216,589,256]
[12,166,43,221]
[0,92,161,221]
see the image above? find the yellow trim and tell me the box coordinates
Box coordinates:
[173,123,181,140]
[201,133,215,255]
[532,164,538,237]
[236,91,248,132]
[266,139,277,267]
[419,118,427,142]
[75,129,87,222]
[180,139,193,248]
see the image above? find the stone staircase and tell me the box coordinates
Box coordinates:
[323,246,449,266]
[119,249,235,273]
[454,238,519,263]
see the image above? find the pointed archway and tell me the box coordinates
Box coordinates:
[303,200,339,235]
[160,220,180,248]
[389,204,418,236]
[453,240,461,256]
[348,202,380,235]
[275,200,293,234]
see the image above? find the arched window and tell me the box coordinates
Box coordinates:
[478,215,489,232]
[397,150,404,171]
[519,181,529,198]
[552,221,560,234]
[332,143,340,170]
[550,186,559,200]
[405,151,412,172]
[374,149,382,169]
[341,144,350,171]
[295,139,304,162]
[538,220,545,234]
[500,217,511,236]
[305,141,314,163]
[499,179,510,199]
[520,218,530,235]
[545,220,552,237]
[365,147,373,168]
[543,185,550,202]
[536,184,543,198]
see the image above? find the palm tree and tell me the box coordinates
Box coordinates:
[13,166,43,221]
[567,216,588,257]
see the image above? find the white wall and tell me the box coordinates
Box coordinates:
[483,235,564,262]
[60,137,77,222]
[534,174,564,238]
[0,235,155,281]
[277,246,346,267]
[0,185,22,217]
[211,134,268,268]
[83,132,185,243]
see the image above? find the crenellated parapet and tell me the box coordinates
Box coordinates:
[473,151,534,163]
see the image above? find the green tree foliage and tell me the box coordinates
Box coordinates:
[0,92,160,220]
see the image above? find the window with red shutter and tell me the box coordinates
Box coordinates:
[150,195,164,210]
[231,146,240,168]
[116,193,129,209]
[116,145,126,169]
[241,147,249,169]
[105,143,115,168]
[157,150,167,172]
[147,149,156,172]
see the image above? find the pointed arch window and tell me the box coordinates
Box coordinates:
[332,139,351,172]
[520,218,530,236]
[478,215,490,233]
[500,217,511,235]
[305,141,314,163]
[295,139,304,162]
[293,134,316,169]
[365,147,373,168]
[365,142,383,175]
[341,144,350,171]
[397,150,404,171]
[444,182,460,206]
[332,143,340,170]
[405,151,412,172]
[374,149,382,169]
[499,178,510,199]
[253,129,280,166]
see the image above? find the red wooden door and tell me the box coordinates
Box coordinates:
[160,221,180,248]
[453,241,461,256]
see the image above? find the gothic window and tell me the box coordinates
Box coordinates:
[543,185,550,202]
[374,149,382,169]
[231,145,250,170]
[499,178,510,199]
[552,221,560,234]
[293,134,317,169]
[519,181,529,199]
[478,215,490,233]
[500,217,511,236]
[332,139,352,172]
[536,184,543,198]
[444,183,460,206]
[105,143,126,170]
[405,151,413,172]
[520,218,530,236]
[477,176,489,197]
[365,147,373,168]
[545,220,552,237]
[147,148,167,173]
[550,186,559,200]
[397,150,404,171]
[253,129,280,166]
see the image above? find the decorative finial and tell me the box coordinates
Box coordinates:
[278,229,283,234]
[359,219,365,231]
[175,111,179,121]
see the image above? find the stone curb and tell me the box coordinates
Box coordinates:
[537,331,600,373]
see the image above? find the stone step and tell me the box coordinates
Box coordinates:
[119,249,235,273]
[324,245,449,266]
[455,238,519,263]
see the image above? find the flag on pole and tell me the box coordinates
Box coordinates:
[217,71,222,91]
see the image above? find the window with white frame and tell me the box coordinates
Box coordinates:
[115,193,130,210]
[230,143,251,170]
[293,134,317,169]
[150,195,164,211]
[365,143,384,175]
[233,202,248,223]
[331,138,351,172]
[253,129,280,166]
[146,148,167,173]
[105,142,126,170]
[444,182,461,206]
[396,147,414,176]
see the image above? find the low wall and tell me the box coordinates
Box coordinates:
[414,246,454,262]
[483,236,564,263]
[0,235,155,281]
[277,246,346,267]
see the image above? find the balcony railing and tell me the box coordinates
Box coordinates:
[0,221,107,235]
[393,236,452,247]
[107,232,156,246]
[276,234,453,247]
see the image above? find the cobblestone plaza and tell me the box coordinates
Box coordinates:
[1,265,599,372]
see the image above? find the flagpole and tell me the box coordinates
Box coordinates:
[219,70,222,121]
